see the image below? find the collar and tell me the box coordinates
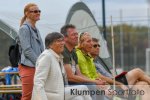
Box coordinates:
[49,49,63,60]
[76,48,92,59]
[23,20,32,27]
[23,20,38,29]
[64,45,75,53]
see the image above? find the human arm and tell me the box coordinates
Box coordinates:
[64,64,105,85]
[32,54,51,100]
[19,26,38,65]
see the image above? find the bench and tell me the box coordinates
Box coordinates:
[0,72,19,76]
[0,72,22,94]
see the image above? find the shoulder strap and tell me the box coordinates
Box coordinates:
[23,24,32,48]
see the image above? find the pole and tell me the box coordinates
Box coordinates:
[102,0,106,39]
[111,16,116,91]
[148,8,150,48]
[119,9,124,70]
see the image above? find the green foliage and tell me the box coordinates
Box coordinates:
[99,24,149,70]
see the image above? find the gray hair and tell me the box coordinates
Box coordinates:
[92,37,99,42]
[45,32,64,49]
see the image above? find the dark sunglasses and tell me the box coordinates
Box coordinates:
[93,44,100,48]
[30,10,41,13]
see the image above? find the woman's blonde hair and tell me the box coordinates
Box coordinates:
[77,32,91,49]
[20,3,37,26]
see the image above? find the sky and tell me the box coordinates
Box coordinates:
[0,0,149,36]
[0,0,149,26]
[0,0,78,30]
[83,0,149,26]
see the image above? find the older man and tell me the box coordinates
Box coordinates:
[90,37,150,100]
[31,32,92,100]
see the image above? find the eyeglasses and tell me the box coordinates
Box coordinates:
[71,32,78,36]
[93,44,100,48]
[29,10,41,13]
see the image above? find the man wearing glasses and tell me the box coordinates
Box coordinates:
[90,38,112,79]
[90,37,150,100]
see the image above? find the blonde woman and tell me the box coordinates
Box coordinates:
[18,3,44,100]
[76,32,127,90]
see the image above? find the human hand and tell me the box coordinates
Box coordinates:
[96,84,111,90]
[120,84,128,91]
[95,78,106,85]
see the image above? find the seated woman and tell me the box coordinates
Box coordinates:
[31,32,92,100]
[76,32,150,90]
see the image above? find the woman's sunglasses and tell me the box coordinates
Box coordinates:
[30,10,41,13]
